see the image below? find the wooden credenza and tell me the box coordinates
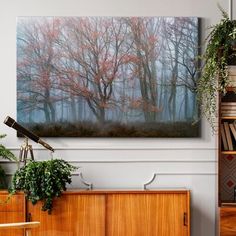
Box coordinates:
[0,191,25,236]
[28,189,190,236]
[220,206,236,236]
[0,189,190,236]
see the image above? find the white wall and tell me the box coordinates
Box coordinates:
[0,0,235,235]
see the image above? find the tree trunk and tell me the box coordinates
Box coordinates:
[70,96,77,122]
[43,102,50,123]
[184,85,189,119]
[48,102,56,123]
[98,107,105,124]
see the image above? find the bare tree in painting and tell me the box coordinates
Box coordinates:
[161,17,199,121]
[17,17,61,123]
[56,17,133,124]
[125,17,162,122]
[162,18,182,121]
[175,18,199,120]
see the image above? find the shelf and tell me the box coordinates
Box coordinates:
[221,116,236,120]
[221,202,236,207]
[221,151,236,155]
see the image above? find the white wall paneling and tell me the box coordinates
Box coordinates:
[0,0,234,235]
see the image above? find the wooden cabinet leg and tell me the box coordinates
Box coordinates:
[25,229,31,236]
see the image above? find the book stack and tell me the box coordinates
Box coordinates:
[221,102,236,117]
[221,121,236,151]
[228,66,236,87]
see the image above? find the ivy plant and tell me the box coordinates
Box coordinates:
[0,134,17,189]
[9,159,77,214]
[197,6,236,130]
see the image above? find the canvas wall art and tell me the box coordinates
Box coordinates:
[17,16,200,137]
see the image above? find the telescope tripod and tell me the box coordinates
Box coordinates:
[19,137,34,165]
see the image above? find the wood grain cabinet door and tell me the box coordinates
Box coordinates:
[28,194,105,236]
[220,207,236,236]
[106,193,190,236]
[0,193,25,236]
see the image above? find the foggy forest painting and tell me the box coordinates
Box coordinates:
[17,17,200,137]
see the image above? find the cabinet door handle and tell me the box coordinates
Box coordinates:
[27,213,32,222]
[183,212,188,226]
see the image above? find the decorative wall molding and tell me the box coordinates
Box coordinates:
[6,147,217,151]
[4,172,217,176]
[0,159,217,164]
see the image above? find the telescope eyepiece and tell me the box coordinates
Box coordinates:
[4,116,15,127]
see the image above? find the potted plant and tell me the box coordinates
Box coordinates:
[9,159,77,214]
[197,6,236,130]
[0,134,17,188]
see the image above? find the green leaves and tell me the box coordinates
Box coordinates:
[0,134,17,161]
[197,9,236,131]
[0,134,17,189]
[9,159,77,214]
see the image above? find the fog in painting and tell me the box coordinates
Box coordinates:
[17,17,200,137]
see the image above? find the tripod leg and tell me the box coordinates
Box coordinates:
[29,147,34,161]
[23,148,28,165]
[19,148,23,162]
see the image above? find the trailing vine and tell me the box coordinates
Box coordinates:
[197,6,236,131]
[9,159,77,214]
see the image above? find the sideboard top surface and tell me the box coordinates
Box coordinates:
[0,189,190,195]
[50,188,190,195]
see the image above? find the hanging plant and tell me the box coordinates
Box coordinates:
[9,159,77,214]
[197,6,236,130]
[0,134,17,189]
